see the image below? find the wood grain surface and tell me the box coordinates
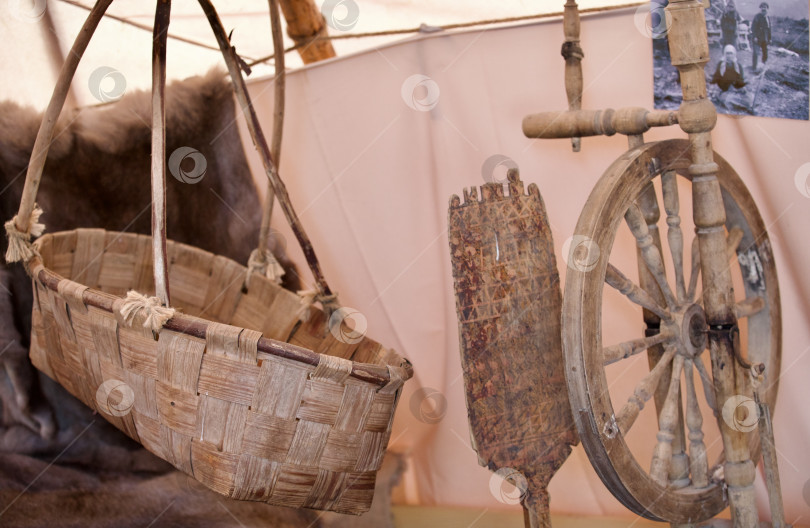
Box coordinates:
[448,170,578,527]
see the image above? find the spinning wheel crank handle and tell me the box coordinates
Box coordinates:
[522,107,678,140]
[562,0,584,152]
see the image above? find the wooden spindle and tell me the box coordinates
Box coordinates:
[636,181,690,489]
[616,345,677,435]
[649,353,684,486]
[635,182,666,325]
[662,171,686,302]
[683,358,709,487]
[605,264,670,320]
[625,204,678,309]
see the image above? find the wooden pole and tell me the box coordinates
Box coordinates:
[665,1,759,525]
[197,0,334,300]
[151,0,171,306]
[255,0,286,265]
[278,0,336,64]
[13,0,114,236]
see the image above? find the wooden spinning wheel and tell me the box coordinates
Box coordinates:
[562,139,781,523]
[516,0,788,524]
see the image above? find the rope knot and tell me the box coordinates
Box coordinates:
[245,248,285,289]
[5,206,45,263]
[119,290,176,333]
[297,288,340,322]
[561,41,584,62]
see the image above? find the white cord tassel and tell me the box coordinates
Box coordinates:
[245,248,285,289]
[119,290,175,332]
[4,206,45,263]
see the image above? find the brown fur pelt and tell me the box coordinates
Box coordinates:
[0,70,379,527]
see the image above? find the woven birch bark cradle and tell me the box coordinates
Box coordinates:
[25,229,409,514]
[3,0,413,516]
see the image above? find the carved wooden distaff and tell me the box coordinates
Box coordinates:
[448,171,578,528]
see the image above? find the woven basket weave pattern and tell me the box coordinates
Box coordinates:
[28,229,406,514]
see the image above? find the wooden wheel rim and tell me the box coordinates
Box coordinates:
[563,139,781,523]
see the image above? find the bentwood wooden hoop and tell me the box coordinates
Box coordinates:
[563,139,780,523]
[5,0,412,514]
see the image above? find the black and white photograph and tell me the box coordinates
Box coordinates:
[654,0,810,119]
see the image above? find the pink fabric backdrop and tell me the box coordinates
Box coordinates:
[236,7,810,523]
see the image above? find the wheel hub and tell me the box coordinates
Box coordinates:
[665,303,708,358]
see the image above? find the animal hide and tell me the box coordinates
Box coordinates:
[0,70,408,528]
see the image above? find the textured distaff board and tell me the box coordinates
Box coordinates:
[448,170,578,528]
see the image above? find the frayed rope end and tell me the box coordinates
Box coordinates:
[297,288,340,322]
[4,206,45,263]
[119,290,176,332]
[245,248,285,289]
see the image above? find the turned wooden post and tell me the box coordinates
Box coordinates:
[562,0,584,151]
[666,1,758,525]
[635,173,690,488]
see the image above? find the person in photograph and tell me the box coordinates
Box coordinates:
[712,44,747,91]
[720,0,743,47]
[751,2,772,71]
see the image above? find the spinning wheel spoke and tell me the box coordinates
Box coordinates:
[606,264,670,320]
[625,204,678,309]
[602,332,674,365]
[661,172,686,303]
[693,358,718,416]
[615,345,677,435]
[683,359,709,488]
[649,353,685,487]
[687,236,701,303]
[735,296,765,319]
